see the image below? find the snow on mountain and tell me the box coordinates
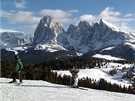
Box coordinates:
[100,46,115,52]
[100,19,135,43]
[93,54,125,60]
[1,16,135,60]
[33,16,64,44]
[124,42,135,51]
[0,28,21,33]
[1,78,135,101]
[101,19,121,32]
[34,43,67,52]
[32,16,66,52]
[101,19,135,38]
[0,31,33,48]
[62,21,93,53]
[61,19,135,53]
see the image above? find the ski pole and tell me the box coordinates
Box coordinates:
[5,72,13,83]
[18,71,21,83]
[8,72,13,78]
[70,76,71,85]
[70,76,72,86]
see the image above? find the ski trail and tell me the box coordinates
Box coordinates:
[0,78,135,101]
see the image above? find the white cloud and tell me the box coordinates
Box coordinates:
[98,7,134,34]
[24,24,38,30]
[120,23,135,34]
[79,14,97,25]
[0,10,41,24]
[39,9,78,24]
[40,9,72,19]
[13,0,28,9]
[76,7,135,34]
[124,13,133,17]
[1,7,135,34]
[80,15,96,21]
[100,7,121,17]
[67,9,79,13]
[77,7,132,24]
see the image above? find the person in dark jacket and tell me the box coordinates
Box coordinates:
[9,55,23,83]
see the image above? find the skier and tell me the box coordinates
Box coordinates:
[9,55,23,83]
[69,66,79,88]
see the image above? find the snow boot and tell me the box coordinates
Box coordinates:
[72,85,79,88]
[9,80,17,83]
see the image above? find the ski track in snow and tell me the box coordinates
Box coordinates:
[0,78,135,101]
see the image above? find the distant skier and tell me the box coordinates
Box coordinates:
[69,66,79,88]
[9,55,23,83]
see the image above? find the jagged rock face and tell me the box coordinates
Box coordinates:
[1,16,135,61]
[32,16,135,54]
[64,19,135,53]
[0,32,33,48]
[33,16,65,44]
[64,21,94,52]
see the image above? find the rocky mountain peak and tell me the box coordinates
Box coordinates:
[1,17,135,61]
[98,19,135,43]
[41,16,52,23]
[33,16,65,44]
[78,21,91,30]
[99,19,104,25]
[67,24,76,31]
[99,19,121,32]
[40,16,56,29]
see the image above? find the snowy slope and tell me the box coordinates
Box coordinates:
[55,61,135,88]
[34,43,67,52]
[93,54,125,60]
[0,78,135,101]
[101,19,122,32]
[55,68,132,88]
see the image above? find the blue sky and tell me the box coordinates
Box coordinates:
[0,0,135,34]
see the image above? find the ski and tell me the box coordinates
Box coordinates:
[15,83,21,86]
[15,82,23,86]
[8,81,18,84]
[77,87,88,91]
[69,86,88,91]
[8,81,22,86]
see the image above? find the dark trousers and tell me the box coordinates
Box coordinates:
[70,77,75,85]
[12,72,22,82]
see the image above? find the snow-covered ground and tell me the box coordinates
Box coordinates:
[34,44,67,52]
[55,68,131,88]
[54,61,135,88]
[0,78,135,101]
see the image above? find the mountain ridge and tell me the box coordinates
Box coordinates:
[1,16,135,62]
[0,32,33,48]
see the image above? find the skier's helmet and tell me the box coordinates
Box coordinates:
[15,55,19,59]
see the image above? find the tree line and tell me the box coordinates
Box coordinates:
[1,54,135,94]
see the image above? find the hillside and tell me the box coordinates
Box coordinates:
[0,78,135,101]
